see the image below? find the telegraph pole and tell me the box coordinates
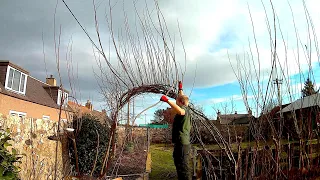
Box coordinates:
[273,62,283,141]
[272,63,283,112]
[274,78,283,108]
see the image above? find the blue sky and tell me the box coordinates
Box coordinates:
[209,28,237,53]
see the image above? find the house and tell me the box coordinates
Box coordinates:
[68,100,110,127]
[280,93,320,114]
[279,94,320,138]
[217,110,253,125]
[0,60,72,121]
[254,94,320,140]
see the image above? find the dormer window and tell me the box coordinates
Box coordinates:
[5,66,28,94]
[57,89,68,106]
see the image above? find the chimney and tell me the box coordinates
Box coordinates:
[85,100,93,111]
[46,75,57,86]
[217,110,221,120]
[235,111,237,114]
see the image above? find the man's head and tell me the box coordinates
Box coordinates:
[176,95,189,107]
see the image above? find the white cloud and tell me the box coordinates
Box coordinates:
[203,94,254,105]
[152,0,320,90]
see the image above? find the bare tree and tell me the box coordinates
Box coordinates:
[228,0,320,179]
[60,0,320,179]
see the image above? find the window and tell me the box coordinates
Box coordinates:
[9,110,26,118]
[57,89,68,106]
[5,66,28,94]
[42,115,50,121]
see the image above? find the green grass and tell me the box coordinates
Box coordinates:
[149,144,177,180]
[148,140,320,179]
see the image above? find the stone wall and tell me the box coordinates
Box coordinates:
[0,113,70,180]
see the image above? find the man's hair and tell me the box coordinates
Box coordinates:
[177,95,189,106]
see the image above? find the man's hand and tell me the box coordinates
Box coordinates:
[178,81,184,95]
[178,81,183,90]
[160,95,169,102]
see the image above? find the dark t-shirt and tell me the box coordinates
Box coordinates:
[172,106,191,145]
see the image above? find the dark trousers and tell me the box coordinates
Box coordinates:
[173,144,191,180]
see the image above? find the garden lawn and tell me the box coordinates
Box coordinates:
[149,144,177,180]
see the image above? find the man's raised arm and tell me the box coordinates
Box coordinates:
[160,95,185,115]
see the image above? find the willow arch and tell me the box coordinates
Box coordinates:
[61,0,320,178]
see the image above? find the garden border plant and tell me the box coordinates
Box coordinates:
[0,128,23,180]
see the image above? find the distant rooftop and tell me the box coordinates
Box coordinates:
[281,93,320,113]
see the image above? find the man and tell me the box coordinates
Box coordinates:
[160,81,192,180]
